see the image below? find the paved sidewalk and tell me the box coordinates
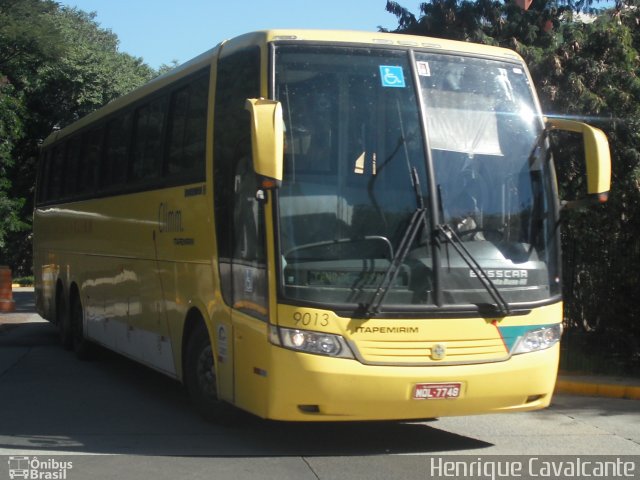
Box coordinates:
[0,311,45,328]
[0,286,43,332]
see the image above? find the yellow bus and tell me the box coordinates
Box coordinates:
[33,30,611,422]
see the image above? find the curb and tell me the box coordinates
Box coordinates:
[555,378,640,400]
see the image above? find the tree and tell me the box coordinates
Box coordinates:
[38,7,155,127]
[0,0,64,78]
[0,1,157,273]
[0,78,27,252]
[0,0,61,261]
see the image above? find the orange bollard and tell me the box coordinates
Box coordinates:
[0,266,16,313]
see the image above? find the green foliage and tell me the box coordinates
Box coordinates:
[547,12,640,348]
[157,60,181,77]
[385,0,567,47]
[0,78,23,167]
[0,0,159,273]
[40,7,155,127]
[0,0,64,78]
[0,78,28,250]
[13,275,34,287]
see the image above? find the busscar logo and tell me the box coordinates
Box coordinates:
[470,269,528,286]
[7,456,73,480]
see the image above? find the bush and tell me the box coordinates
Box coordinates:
[13,275,33,286]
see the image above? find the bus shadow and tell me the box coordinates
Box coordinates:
[0,322,492,457]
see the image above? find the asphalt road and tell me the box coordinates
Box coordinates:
[0,291,638,480]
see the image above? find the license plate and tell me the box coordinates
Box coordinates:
[413,382,462,400]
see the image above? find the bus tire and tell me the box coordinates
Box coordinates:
[56,288,73,351]
[184,322,234,423]
[71,294,93,360]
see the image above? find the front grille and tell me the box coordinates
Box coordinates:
[352,337,508,365]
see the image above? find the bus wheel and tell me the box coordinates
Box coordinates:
[71,295,92,360]
[185,322,233,423]
[56,289,73,351]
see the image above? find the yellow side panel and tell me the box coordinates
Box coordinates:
[233,311,270,417]
[33,182,216,377]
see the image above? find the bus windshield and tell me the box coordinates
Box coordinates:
[274,45,559,313]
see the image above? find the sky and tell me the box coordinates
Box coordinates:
[57,0,424,69]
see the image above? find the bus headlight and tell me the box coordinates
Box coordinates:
[269,326,354,359]
[512,324,563,354]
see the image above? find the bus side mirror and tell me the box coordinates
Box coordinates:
[245,98,284,189]
[546,117,611,209]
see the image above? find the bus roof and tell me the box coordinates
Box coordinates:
[42,29,525,148]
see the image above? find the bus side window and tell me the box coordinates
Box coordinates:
[63,137,82,198]
[49,143,66,202]
[79,126,104,195]
[166,86,190,176]
[103,112,133,191]
[166,73,208,181]
[37,149,51,204]
[214,46,265,317]
[130,97,167,185]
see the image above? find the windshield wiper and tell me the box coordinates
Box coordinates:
[362,207,427,317]
[361,168,427,317]
[359,99,426,318]
[430,126,551,317]
[436,224,511,316]
[528,124,550,165]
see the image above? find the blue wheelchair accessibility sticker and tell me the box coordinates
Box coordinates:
[379,65,406,88]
